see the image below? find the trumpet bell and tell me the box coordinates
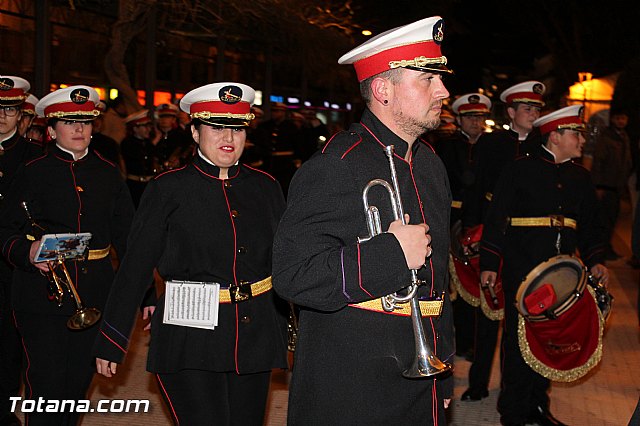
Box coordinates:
[67,307,101,330]
[403,355,451,379]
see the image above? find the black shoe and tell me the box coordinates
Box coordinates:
[461,387,489,401]
[526,405,567,426]
[0,413,21,426]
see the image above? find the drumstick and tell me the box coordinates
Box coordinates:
[481,280,499,307]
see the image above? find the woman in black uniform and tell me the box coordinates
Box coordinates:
[94,82,288,425]
[0,85,134,425]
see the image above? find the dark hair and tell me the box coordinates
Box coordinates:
[609,108,628,118]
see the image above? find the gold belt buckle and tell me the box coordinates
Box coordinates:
[549,215,564,228]
[229,281,253,303]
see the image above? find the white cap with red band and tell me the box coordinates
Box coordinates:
[500,81,546,107]
[0,76,30,107]
[533,105,585,135]
[452,93,492,116]
[338,16,451,82]
[125,109,151,125]
[35,85,100,121]
[155,103,179,116]
[180,82,255,127]
[22,94,39,116]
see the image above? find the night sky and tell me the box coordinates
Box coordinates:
[350,0,640,105]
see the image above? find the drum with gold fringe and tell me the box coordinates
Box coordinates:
[515,255,605,382]
[449,223,504,320]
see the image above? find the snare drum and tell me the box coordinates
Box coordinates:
[516,255,587,321]
[515,255,604,382]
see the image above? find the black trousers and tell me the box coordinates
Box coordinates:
[0,262,22,417]
[468,308,500,391]
[156,369,272,426]
[452,298,475,356]
[13,312,98,426]
[497,287,550,424]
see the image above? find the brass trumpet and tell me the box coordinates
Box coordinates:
[21,202,102,330]
[46,256,102,330]
[358,145,450,378]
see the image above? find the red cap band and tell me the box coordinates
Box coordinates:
[44,101,96,117]
[189,100,250,115]
[353,41,442,82]
[0,88,26,98]
[539,116,583,135]
[458,104,490,114]
[130,117,151,125]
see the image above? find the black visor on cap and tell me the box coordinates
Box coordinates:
[0,99,25,108]
[197,117,250,128]
[47,115,97,125]
[405,64,453,75]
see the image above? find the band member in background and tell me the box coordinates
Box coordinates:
[24,116,46,146]
[479,105,608,426]
[0,75,43,426]
[436,93,491,362]
[89,101,122,167]
[154,103,194,170]
[0,85,135,425]
[18,93,38,139]
[460,81,546,402]
[258,102,300,196]
[272,16,455,424]
[94,82,288,426]
[438,93,491,227]
[120,109,158,208]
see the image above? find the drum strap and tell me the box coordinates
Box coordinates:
[509,216,577,230]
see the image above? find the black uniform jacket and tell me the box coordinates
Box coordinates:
[272,109,454,423]
[0,146,134,315]
[0,131,42,278]
[93,153,288,374]
[436,130,478,222]
[120,135,158,176]
[479,146,606,286]
[466,128,541,226]
[0,131,42,205]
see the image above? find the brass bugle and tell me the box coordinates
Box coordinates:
[47,256,102,330]
[21,201,101,330]
[358,145,450,378]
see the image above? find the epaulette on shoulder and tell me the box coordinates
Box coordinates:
[321,130,363,159]
[418,137,436,153]
[25,152,47,167]
[570,160,590,173]
[242,164,277,182]
[94,150,117,168]
[26,139,43,148]
[154,165,188,180]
